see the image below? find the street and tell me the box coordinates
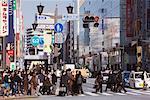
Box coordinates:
[18,78,150,100]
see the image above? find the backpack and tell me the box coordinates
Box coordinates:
[77,75,83,84]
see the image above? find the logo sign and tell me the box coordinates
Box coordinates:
[31,36,40,46]
[62,14,79,21]
[39,37,44,45]
[54,23,63,33]
[0,0,9,37]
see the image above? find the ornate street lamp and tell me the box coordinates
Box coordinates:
[37,4,44,15]
[32,23,38,31]
[66,5,73,14]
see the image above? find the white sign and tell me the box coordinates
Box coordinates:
[36,24,54,30]
[0,0,9,37]
[62,14,79,21]
[36,14,54,24]
[55,33,64,43]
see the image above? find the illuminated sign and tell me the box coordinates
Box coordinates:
[0,0,9,37]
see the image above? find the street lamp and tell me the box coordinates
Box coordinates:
[37,4,44,15]
[32,22,38,31]
[66,5,73,14]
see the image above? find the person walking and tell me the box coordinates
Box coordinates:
[43,75,51,95]
[30,72,38,96]
[94,71,103,93]
[105,71,113,92]
[76,71,84,94]
[51,72,57,95]
[116,71,127,93]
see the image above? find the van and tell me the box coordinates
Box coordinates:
[129,71,150,88]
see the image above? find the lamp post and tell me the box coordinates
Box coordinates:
[66,5,74,64]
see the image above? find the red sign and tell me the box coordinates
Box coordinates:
[94,16,99,22]
[0,0,9,37]
[126,0,133,37]
[7,50,14,56]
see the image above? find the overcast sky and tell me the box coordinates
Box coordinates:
[22,0,74,29]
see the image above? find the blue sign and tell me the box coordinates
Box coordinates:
[31,36,40,46]
[39,37,44,45]
[54,23,63,33]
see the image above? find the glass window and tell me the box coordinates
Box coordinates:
[130,74,134,78]
[135,73,143,78]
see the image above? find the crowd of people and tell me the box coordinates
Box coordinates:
[0,65,129,98]
[94,70,127,93]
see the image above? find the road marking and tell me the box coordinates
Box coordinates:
[86,87,95,91]
[126,92,141,95]
[115,93,127,95]
[84,92,99,96]
[98,92,113,96]
[131,90,150,95]
[78,94,86,96]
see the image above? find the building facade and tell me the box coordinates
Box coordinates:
[120,0,150,71]
[79,0,120,70]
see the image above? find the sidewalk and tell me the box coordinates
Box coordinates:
[0,95,38,100]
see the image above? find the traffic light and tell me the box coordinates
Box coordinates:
[136,46,142,64]
[82,16,99,28]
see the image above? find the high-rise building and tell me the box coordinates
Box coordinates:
[120,0,150,71]
[79,0,120,69]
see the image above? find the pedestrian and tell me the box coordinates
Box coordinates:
[43,75,51,95]
[105,71,113,92]
[51,71,57,95]
[94,71,103,93]
[116,71,127,93]
[30,72,38,96]
[76,71,84,94]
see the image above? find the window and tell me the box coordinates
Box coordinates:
[101,8,104,13]
[102,0,104,2]
[130,74,134,78]
[102,41,104,46]
[89,1,91,5]
[135,74,143,78]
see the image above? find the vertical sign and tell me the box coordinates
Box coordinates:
[13,0,17,34]
[0,0,9,37]
[126,0,133,37]
[6,0,14,43]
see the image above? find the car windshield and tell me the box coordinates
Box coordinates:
[135,73,143,78]
[147,73,150,78]
[102,73,108,76]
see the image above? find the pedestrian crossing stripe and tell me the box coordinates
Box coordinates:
[99,92,113,96]
[84,92,99,96]
[115,93,127,95]
[126,92,141,95]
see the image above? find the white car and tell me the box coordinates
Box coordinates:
[129,71,150,88]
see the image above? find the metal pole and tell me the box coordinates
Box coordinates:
[14,33,16,67]
[2,37,6,69]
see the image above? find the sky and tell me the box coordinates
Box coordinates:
[22,0,74,29]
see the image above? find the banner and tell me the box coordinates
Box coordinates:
[6,0,14,43]
[0,0,9,37]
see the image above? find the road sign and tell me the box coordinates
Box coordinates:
[62,14,79,20]
[10,62,16,71]
[55,33,64,43]
[39,37,44,45]
[54,23,63,33]
[31,36,40,46]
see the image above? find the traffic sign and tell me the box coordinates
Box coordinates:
[39,37,44,45]
[10,62,16,71]
[31,36,40,46]
[55,33,64,43]
[54,23,63,33]
[62,14,79,20]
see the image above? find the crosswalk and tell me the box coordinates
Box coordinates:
[54,88,150,97]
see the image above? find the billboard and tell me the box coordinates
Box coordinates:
[0,0,9,37]
[126,0,133,37]
[43,31,53,53]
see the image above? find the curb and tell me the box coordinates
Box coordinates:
[0,95,38,100]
